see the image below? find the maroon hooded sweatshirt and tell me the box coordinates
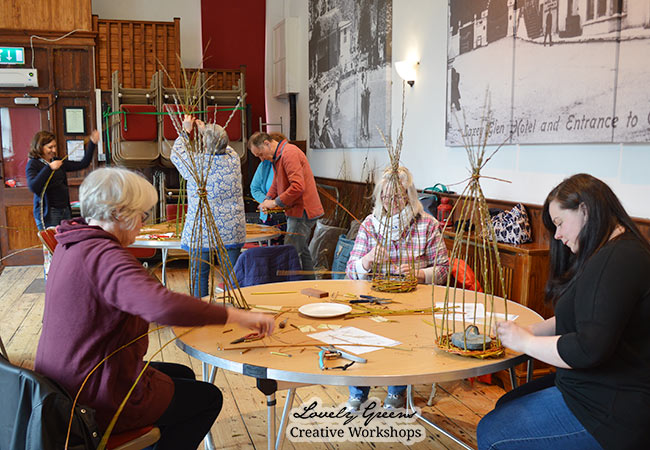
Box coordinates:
[34,219,228,432]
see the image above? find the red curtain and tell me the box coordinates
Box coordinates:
[201,0,266,133]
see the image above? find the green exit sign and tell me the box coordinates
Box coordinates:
[0,47,25,64]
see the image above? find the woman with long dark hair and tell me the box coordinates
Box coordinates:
[477,173,650,449]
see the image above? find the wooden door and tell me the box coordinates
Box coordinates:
[0,95,53,266]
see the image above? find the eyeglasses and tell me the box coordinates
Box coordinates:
[141,211,150,222]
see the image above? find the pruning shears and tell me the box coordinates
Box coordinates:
[230,332,264,345]
[349,294,392,305]
[318,345,367,371]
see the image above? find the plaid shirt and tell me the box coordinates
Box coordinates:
[346,213,449,284]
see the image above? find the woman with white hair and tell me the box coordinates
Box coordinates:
[345,165,450,412]
[34,167,274,449]
[171,114,246,297]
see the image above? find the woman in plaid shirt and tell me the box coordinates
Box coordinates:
[345,166,450,411]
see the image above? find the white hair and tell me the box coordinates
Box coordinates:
[372,166,425,218]
[202,123,229,154]
[80,167,157,230]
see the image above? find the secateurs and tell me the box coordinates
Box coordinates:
[317,345,367,371]
[230,332,264,345]
[349,294,392,304]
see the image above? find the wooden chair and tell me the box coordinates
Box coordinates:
[37,227,58,255]
[38,227,155,260]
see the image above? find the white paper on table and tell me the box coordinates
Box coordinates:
[435,302,485,322]
[435,303,518,323]
[307,326,401,355]
[473,312,519,323]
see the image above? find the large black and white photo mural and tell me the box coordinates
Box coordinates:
[446,0,650,145]
[309,0,392,149]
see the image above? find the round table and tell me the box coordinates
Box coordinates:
[173,279,543,449]
[131,222,281,285]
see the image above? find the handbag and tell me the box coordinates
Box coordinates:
[489,203,532,245]
[331,234,355,279]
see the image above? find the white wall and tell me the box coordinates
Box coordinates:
[265,0,650,219]
[91,0,203,68]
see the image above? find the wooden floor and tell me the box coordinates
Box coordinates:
[0,263,508,450]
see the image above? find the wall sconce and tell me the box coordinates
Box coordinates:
[395,60,419,87]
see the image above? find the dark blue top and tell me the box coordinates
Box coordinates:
[26,140,96,227]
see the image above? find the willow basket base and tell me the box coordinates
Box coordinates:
[371,275,418,293]
[436,334,505,359]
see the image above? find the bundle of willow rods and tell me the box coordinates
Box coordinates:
[432,93,510,358]
[372,83,418,293]
[164,69,248,308]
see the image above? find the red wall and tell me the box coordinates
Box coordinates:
[201,0,266,134]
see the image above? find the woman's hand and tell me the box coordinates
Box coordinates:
[182,114,195,133]
[226,308,275,336]
[361,246,379,270]
[90,130,100,144]
[496,320,533,354]
[399,264,424,283]
[49,160,63,170]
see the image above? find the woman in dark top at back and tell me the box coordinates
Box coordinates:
[26,129,98,230]
[477,173,650,450]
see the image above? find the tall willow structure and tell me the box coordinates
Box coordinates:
[433,97,510,358]
[164,72,249,309]
[370,84,419,293]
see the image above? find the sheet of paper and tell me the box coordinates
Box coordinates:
[435,303,518,324]
[435,302,485,322]
[307,326,401,355]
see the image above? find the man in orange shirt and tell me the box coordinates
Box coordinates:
[249,133,324,277]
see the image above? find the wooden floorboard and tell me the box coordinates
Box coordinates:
[0,264,507,449]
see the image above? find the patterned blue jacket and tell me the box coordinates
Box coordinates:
[171,137,245,249]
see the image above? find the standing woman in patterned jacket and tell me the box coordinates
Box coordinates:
[171,114,245,297]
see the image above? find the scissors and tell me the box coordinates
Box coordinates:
[317,345,367,370]
[349,294,392,304]
[230,332,264,345]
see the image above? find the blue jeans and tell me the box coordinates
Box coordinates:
[36,206,71,231]
[286,213,317,279]
[190,246,242,297]
[477,386,602,450]
[349,385,406,399]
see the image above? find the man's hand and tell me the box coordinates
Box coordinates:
[259,198,277,212]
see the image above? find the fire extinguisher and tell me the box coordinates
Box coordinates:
[437,197,453,228]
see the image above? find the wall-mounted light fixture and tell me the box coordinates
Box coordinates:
[395,60,419,87]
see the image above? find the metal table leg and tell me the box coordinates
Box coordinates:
[161,248,168,286]
[257,379,278,450]
[508,367,518,390]
[406,385,474,450]
[275,388,296,450]
[202,362,217,450]
[526,358,533,383]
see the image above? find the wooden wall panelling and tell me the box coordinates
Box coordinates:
[0,29,96,266]
[93,16,181,91]
[0,0,92,32]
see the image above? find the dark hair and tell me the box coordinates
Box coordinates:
[542,173,650,303]
[29,131,56,159]
[248,132,272,149]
